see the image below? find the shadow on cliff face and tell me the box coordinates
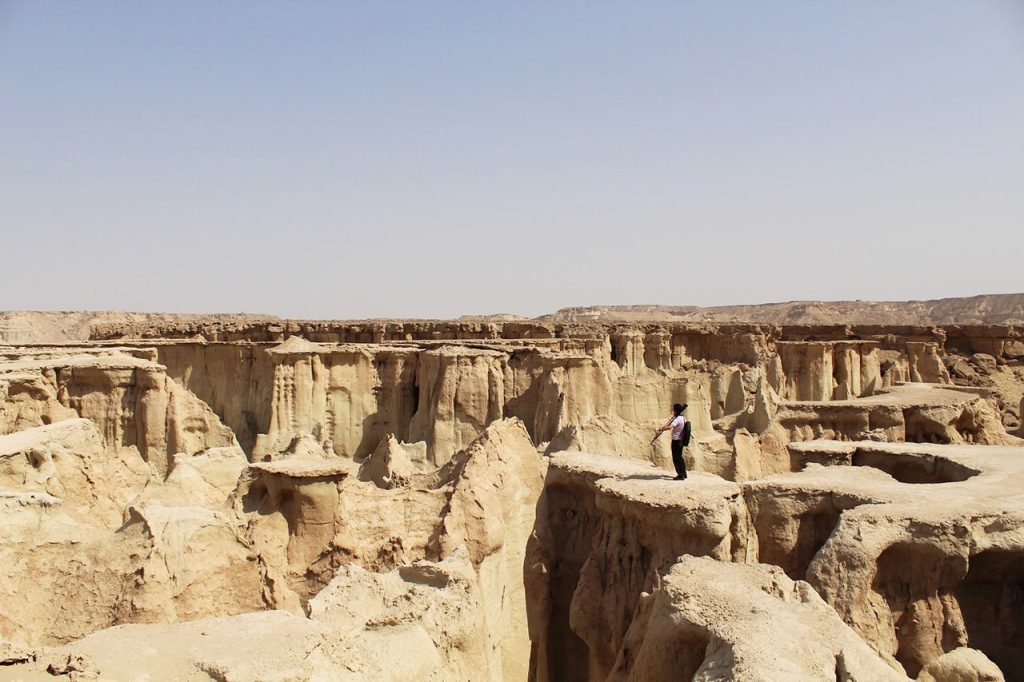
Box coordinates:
[526,456,755,681]
[851,449,979,484]
[957,549,1024,681]
[869,544,1024,680]
[870,542,967,678]
[756,506,842,581]
[3,324,1022,680]
[528,484,600,682]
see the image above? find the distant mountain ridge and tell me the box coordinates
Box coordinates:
[0,311,277,344]
[4,294,1022,345]
[541,293,1024,326]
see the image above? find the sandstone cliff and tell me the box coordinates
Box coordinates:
[1,317,1022,681]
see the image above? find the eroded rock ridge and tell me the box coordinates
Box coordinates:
[0,318,1021,681]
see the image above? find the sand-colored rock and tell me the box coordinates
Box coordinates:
[0,350,237,477]
[543,294,1024,326]
[409,346,507,464]
[0,494,264,647]
[526,453,754,681]
[1,315,1023,681]
[12,552,509,681]
[0,492,141,646]
[238,418,542,675]
[63,611,324,681]
[546,414,672,467]
[255,340,419,462]
[308,551,496,680]
[775,341,882,401]
[358,434,425,488]
[744,439,1023,679]
[0,419,154,528]
[916,647,1005,682]
[0,639,97,681]
[609,556,909,681]
[0,311,276,344]
[908,342,954,384]
[140,445,248,508]
[752,384,1016,480]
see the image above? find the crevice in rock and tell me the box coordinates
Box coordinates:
[870,542,967,678]
[957,549,1024,679]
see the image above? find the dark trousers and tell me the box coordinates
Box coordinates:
[671,439,687,478]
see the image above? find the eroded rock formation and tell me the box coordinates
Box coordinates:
[0,316,1022,681]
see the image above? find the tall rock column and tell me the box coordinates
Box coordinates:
[409,347,506,465]
[778,342,835,401]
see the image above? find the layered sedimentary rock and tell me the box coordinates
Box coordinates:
[790,441,1024,678]
[527,438,1024,681]
[81,317,1024,454]
[0,348,237,477]
[50,552,513,681]
[1,316,1023,681]
[773,340,882,400]
[525,453,754,681]
[255,338,418,461]
[0,419,152,529]
[0,416,544,680]
[0,494,262,646]
[153,340,276,454]
[744,383,1014,480]
[544,294,1024,326]
[610,557,910,681]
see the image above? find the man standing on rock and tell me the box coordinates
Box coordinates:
[653,403,689,480]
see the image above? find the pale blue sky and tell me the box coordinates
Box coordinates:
[2,1,1022,318]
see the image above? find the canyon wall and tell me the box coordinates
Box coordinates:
[1,318,1022,681]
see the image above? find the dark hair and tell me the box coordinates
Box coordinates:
[673,403,687,416]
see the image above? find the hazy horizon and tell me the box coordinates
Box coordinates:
[3,2,1022,318]
[5,290,1024,322]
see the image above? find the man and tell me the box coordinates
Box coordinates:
[653,403,689,480]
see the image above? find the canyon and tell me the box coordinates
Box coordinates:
[1,314,1022,681]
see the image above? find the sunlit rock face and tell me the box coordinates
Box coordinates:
[1,316,1022,680]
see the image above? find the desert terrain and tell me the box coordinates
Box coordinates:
[544,293,1024,326]
[1,302,1023,681]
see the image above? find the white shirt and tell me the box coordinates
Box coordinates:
[670,415,687,440]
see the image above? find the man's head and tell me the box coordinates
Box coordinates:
[673,403,687,416]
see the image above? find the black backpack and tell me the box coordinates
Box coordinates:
[681,420,692,447]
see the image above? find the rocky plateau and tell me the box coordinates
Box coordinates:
[1,312,1022,681]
